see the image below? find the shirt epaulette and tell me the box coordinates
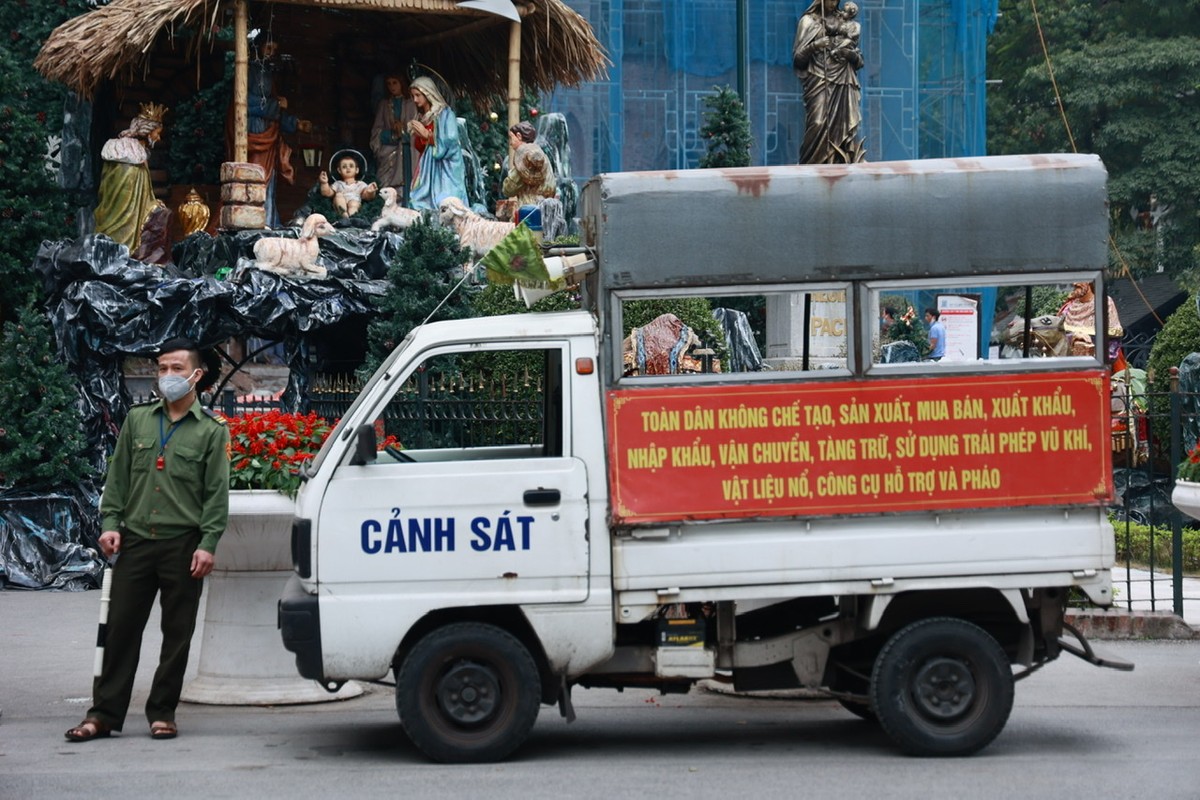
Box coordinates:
[203,408,228,426]
[131,398,159,408]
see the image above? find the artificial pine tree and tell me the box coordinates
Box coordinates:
[698,86,752,169]
[360,220,474,376]
[0,305,92,490]
[0,13,81,319]
[168,54,234,186]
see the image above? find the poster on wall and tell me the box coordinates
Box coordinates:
[937,294,981,361]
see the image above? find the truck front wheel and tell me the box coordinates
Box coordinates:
[396,622,541,763]
[870,617,1014,757]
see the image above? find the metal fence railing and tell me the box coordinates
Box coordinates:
[1107,369,1199,619]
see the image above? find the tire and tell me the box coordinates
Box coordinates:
[869,617,1014,757]
[396,622,541,763]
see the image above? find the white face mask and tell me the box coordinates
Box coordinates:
[159,369,200,402]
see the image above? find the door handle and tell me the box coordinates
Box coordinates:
[523,488,561,506]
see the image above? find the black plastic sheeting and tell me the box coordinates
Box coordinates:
[34,230,393,463]
[881,340,922,363]
[712,308,767,372]
[1111,468,1176,528]
[10,230,398,589]
[0,486,104,590]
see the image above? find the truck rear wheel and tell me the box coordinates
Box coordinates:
[396,622,541,763]
[869,617,1014,757]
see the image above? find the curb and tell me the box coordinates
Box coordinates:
[1066,608,1198,640]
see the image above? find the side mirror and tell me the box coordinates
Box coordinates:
[349,423,377,466]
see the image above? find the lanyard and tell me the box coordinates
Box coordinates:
[157,412,185,471]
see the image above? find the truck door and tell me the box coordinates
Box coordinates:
[316,342,590,602]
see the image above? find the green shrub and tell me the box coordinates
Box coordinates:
[1110,515,1200,573]
[1146,296,1200,446]
[0,306,93,490]
[359,219,472,378]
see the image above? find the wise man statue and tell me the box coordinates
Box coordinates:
[792,0,867,164]
[94,102,168,253]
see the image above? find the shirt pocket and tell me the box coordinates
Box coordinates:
[170,443,206,486]
[132,437,157,468]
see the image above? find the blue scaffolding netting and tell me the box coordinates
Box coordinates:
[548,0,997,182]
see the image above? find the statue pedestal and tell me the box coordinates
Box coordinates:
[765,293,849,371]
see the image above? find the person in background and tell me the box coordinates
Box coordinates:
[65,338,229,743]
[925,307,946,360]
[880,306,896,335]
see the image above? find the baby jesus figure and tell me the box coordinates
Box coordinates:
[828,2,862,65]
[319,151,378,218]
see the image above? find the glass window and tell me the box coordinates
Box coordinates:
[365,346,563,463]
[614,286,852,381]
[868,276,1110,369]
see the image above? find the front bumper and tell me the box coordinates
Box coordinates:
[278,574,325,682]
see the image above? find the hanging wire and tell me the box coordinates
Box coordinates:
[419,265,474,328]
[1028,0,1162,326]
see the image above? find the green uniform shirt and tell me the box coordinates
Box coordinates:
[101,397,230,553]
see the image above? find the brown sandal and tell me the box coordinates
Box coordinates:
[150,721,177,740]
[65,717,111,742]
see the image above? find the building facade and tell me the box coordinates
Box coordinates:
[547,0,997,181]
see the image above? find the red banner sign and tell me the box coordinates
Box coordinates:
[606,371,1112,524]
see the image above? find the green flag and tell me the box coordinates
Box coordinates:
[479,222,552,287]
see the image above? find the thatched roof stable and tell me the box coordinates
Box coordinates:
[35,0,607,103]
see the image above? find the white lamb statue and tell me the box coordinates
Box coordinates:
[252,214,336,279]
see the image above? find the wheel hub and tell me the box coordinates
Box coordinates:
[436,661,500,726]
[911,657,976,720]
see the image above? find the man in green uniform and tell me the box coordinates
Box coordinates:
[66,338,229,742]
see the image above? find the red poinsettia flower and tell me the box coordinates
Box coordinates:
[1177,443,1200,482]
[226,410,334,497]
[225,410,406,496]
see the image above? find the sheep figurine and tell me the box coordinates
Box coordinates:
[370,187,422,233]
[437,196,515,260]
[252,213,336,279]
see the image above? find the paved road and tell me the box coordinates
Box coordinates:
[2,591,1197,799]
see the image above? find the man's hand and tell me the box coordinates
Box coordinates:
[99,530,122,558]
[191,549,215,579]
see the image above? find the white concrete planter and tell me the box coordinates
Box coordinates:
[181,490,361,705]
[1172,480,1200,523]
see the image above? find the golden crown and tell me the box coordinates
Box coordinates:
[137,102,168,124]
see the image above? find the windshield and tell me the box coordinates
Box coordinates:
[305,331,416,475]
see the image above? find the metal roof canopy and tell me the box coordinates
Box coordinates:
[580,154,1109,291]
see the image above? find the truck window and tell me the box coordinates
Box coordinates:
[867,274,1111,369]
[614,286,851,380]
[367,346,563,462]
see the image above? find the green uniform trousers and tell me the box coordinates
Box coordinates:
[88,531,203,730]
